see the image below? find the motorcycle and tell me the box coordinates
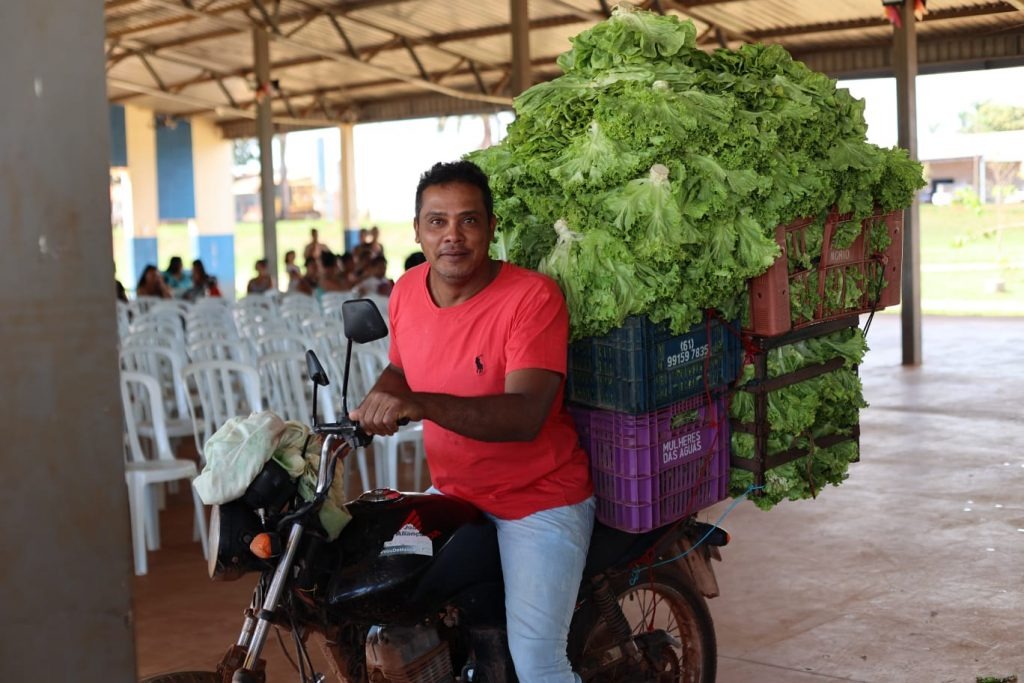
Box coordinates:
[142,298,728,683]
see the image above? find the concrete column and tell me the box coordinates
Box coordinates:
[0,1,136,681]
[191,116,238,298]
[894,0,922,366]
[510,0,532,96]
[339,123,360,252]
[254,28,278,282]
[125,103,160,282]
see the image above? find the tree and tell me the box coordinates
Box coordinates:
[958,101,1024,133]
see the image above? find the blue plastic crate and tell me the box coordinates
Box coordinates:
[566,314,741,413]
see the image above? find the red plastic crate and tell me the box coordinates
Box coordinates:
[570,394,730,532]
[746,209,903,337]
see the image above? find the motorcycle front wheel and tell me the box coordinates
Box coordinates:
[139,672,220,683]
[570,566,717,683]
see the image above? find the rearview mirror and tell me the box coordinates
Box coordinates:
[305,350,330,386]
[342,299,388,344]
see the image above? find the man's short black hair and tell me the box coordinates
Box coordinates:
[414,160,493,220]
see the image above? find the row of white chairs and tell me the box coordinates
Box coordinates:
[118,292,422,575]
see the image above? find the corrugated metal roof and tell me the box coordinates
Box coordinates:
[103,0,1024,134]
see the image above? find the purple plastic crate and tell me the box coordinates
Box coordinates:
[571,394,731,533]
[569,394,725,478]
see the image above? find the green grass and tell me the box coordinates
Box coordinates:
[916,203,1024,315]
[113,204,1024,315]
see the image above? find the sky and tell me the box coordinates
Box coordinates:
[276,66,1024,223]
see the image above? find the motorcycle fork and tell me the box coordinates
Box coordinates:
[224,522,307,681]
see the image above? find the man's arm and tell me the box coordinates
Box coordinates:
[351,366,562,443]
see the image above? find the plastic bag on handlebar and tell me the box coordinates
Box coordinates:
[276,423,352,541]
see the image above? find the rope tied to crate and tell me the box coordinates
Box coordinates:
[627,483,764,587]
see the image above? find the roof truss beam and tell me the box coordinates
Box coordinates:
[140,0,511,104]
[726,2,1020,43]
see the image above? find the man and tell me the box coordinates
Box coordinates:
[351,160,594,683]
[320,250,351,293]
[296,256,320,296]
[303,227,323,261]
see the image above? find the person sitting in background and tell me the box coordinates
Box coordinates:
[115,261,128,303]
[403,251,426,271]
[185,259,221,301]
[339,252,357,288]
[163,256,190,298]
[355,255,393,297]
[136,264,172,299]
[297,256,320,296]
[351,243,373,283]
[319,251,351,293]
[284,250,301,292]
[247,259,274,294]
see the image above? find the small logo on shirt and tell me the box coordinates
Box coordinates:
[475,355,484,374]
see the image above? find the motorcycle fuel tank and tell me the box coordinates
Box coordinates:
[326,490,487,622]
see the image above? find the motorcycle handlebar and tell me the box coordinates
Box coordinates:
[313,418,409,447]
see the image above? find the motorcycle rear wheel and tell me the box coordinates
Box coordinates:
[139,672,220,683]
[570,567,717,683]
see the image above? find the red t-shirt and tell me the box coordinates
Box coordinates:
[388,262,593,519]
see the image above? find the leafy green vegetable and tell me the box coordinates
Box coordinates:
[729,327,869,509]
[469,8,923,340]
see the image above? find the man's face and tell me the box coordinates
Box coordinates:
[414,182,495,285]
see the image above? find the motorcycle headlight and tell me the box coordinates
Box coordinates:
[208,500,265,581]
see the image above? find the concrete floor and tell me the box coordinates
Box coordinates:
[132,313,1024,682]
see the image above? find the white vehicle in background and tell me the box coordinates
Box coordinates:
[930,183,955,206]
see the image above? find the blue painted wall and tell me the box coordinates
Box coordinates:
[197,234,235,297]
[156,117,196,221]
[109,105,127,167]
[132,237,159,287]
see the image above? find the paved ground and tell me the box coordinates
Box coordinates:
[708,313,1024,682]
[132,313,1024,682]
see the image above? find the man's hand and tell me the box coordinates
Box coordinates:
[349,364,421,436]
[350,390,423,436]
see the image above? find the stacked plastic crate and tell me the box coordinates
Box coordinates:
[731,208,904,492]
[566,314,742,532]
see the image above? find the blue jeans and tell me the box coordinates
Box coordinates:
[428,489,596,682]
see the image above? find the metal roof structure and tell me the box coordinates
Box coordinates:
[105,0,1024,136]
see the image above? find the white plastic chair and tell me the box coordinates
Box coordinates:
[129,296,163,318]
[186,321,240,346]
[321,291,356,321]
[121,371,209,576]
[181,360,263,461]
[120,331,188,361]
[281,292,320,315]
[187,303,235,332]
[351,345,426,491]
[258,351,337,423]
[129,311,186,346]
[252,331,312,358]
[119,344,193,441]
[188,338,252,364]
[116,301,131,339]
